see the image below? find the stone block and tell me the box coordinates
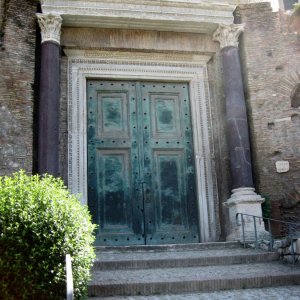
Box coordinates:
[225,188,267,241]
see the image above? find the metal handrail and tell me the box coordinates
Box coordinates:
[236,213,300,264]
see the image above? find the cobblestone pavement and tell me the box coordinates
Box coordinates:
[89,285,300,299]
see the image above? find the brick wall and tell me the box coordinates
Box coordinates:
[0,0,38,175]
[237,3,300,226]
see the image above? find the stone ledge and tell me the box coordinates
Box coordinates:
[41,0,237,33]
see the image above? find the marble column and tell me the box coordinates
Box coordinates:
[213,24,266,241]
[37,14,62,176]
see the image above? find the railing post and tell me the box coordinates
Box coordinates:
[241,214,246,248]
[267,219,273,251]
[66,254,74,300]
[253,216,258,249]
[291,240,296,265]
[235,213,299,263]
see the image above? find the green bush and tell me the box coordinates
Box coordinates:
[261,193,271,220]
[0,171,96,300]
[294,3,300,14]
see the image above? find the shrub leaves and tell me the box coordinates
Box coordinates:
[0,171,96,300]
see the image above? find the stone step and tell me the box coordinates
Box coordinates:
[88,262,300,297]
[95,241,240,253]
[88,285,300,300]
[94,248,279,271]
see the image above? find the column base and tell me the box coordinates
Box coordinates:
[225,187,269,242]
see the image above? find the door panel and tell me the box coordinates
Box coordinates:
[151,95,181,136]
[87,80,199,246]
[155,151,185,226]
[98,93,129,137]
[141,83,199,245]
[87,81,144,246]
[98,150,130,228]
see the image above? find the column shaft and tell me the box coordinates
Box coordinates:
[38,41,60,176]
[221,46,253,189]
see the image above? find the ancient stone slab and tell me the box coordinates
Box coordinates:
[275,160,290,173]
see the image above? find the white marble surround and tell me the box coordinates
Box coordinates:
[65,49,217,242]
[40,0,238,34]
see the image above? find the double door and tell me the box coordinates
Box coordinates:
[87,80,199,245]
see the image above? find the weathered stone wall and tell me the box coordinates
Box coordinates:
[237,3,300,226]
[0,0,38,175]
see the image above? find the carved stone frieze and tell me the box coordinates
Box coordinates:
[37,13,62,44]
[213,23,245,49]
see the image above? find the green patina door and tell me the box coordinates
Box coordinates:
[87,80,199,246]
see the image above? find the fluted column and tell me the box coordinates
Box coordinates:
[213,24,266,241]
[37,14,62,176]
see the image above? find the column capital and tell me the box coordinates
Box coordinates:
[37,13,62,45]
[213,23,244,50]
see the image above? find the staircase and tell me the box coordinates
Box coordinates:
[88,242,300,298]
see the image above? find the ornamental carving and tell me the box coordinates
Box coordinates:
[36,13,62,44]
[213,23,244,50]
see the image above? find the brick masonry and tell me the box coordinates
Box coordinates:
[0,0,37,175]
[236,3,300,229]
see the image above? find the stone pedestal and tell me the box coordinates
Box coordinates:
[225,188,267,241]
[213,24,267,241]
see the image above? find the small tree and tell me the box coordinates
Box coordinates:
[290,3,300,34]
[0,171,96,300]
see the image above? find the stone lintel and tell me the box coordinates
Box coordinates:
[41,0,236,34]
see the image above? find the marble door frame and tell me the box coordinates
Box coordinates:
[65,49,217,242]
